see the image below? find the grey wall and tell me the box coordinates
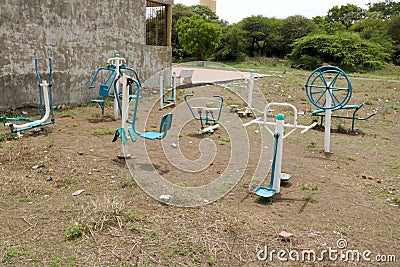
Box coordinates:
[0,0,172,110]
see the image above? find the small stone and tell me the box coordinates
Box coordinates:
[160,194,170,201]
[171,143,177,148]
[72,189,85,196]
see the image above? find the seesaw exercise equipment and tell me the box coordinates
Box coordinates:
[243,103,317,198]
[3,58,55,135]
[305,66,377,153]
[88,54,140,119]
[184,94,224,134]
[159,72,176,110]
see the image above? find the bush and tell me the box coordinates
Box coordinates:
[289,32,390,71]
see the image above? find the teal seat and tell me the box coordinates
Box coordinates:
[139,113,172,140]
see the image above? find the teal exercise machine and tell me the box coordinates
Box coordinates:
[89,54,173,159]
[2,58,55,136]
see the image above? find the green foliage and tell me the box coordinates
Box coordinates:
[367,0,400,19]
[66,222,83,239]
[190,5,219,20]
[215,23,247,61]
[281,15,318,54]
[177,15,221,60]
[5,247,25,259]
[327,4,365,29]
[92,127,115,137]
[173,2,400,65]
[238,16,284,57]
[290,32,390,71]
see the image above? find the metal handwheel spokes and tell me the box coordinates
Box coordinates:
[305,66,352,110]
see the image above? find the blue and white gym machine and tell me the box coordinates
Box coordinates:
[3,58,55,136]
[244,103,316,197]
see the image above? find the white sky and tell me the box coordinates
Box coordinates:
[174,0,381,23]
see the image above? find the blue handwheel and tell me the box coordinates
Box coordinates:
[305,66,352,110]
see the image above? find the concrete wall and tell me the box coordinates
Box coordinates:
[0,0,172,110]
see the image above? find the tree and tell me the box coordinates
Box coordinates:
[239,16,270,57]
[172,4,196,59]
[326,4,365,29]
[176,15,222,60]
[215,23,247,61]
[350,18,394,56]
[387,14,400,65]
[367,0,400,19]
[190,5,219,20]
[281,15,317,56]
[289,32,390,71]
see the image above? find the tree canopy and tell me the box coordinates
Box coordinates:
[168,1,400,69]
[176,15,221,60]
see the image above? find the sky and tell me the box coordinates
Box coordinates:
[174,0,381,23]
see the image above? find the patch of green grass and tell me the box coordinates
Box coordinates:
[347,156,356,161]
[300,181,309,190]
[0,132,16,142]
[18,197,32,203]
[91,111,102,118]
[48,139,55,148]
[92,127,115,137]
[59,109,74,118]
[5,247,25,259]
[66,222,83,240]
[303,193,317,202]
[393,195,400,204]
[218,137,230,145]
[121,178,137,188]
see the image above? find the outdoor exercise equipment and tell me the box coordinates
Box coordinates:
[159,72,176,110]
[305,66,376,152]
[231,70,255,117]
[184,94,224,134]
[243,103,317,197]
[88,54,140,119]
[3,58,55,135]
[90,54,172,159]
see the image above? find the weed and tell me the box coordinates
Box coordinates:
[5,247,25,259]
[347,156,356,161]
[59,110,74,118]
[92,127,115,137]
[303,193,317,202]
[0,132,16,142]
[311,185,319,191]
[218,137,231,145]
[336,123,347,133]
[364,99,373,105]
[207,254,216,265]
[48,139,55,148]
[121,178,137,188]
[92,112,102,118]
[307,142,316,148]
[393,195,400,204]
[300,181,309,190]
[392,104,399,111]
[66,222,83,239]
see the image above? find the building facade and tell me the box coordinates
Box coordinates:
[0,0,173,110]
[200,0,216,13]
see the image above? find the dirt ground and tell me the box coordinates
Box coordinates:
[0,71,399,266]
